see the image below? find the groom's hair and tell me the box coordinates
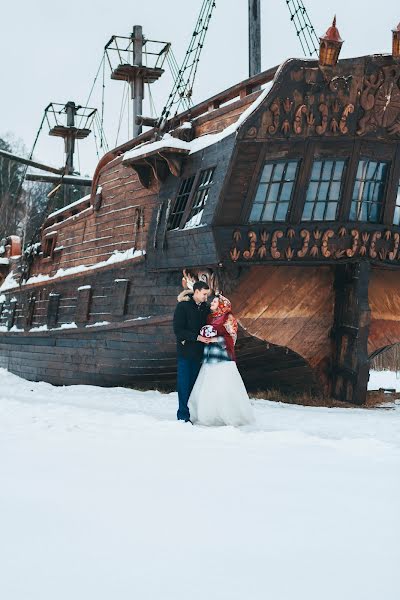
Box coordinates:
[193,281,210,292]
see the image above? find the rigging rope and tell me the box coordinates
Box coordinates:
[76,139,81,174]
[94,113,109,153]
[157,0,217,128]
[101,52,106,148]
[166,49,182,88]
[115,83,129,147]
[74,52,109,156]
[77,53,105,130]
[92,121,101,159]
[285,0,319,57]
[127,90,130,141]
[147,82,157,118]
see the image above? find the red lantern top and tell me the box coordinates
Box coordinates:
[320,16,343,43]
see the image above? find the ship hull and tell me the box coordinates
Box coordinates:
[0,315,317,393]
[0,317,176,388]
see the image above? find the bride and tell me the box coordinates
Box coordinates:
[188,294,255,426]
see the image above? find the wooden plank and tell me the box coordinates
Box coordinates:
[111,279,130,317]
[75,286,92,324]
[46,293,60,328]
[7,300,17,330]
[25,294,36,328]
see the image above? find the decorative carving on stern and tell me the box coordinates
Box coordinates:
[357,65,400,136]
[242,63,356,140]
[226,225,400,265]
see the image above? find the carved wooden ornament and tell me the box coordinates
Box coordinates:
[229,226,400,265]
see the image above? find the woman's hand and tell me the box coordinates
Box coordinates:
[197,335,211,344]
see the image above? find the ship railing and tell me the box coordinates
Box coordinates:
[168,65,279,126]
[112,65,279,156]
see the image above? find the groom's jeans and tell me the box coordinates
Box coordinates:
[177,356,201,421]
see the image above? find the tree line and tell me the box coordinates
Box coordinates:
[0,135,87,248]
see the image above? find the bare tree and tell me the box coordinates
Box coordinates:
[0,136,26,238]
[21,181,51,247]
[1,135,91,248]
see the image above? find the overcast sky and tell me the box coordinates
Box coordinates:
[1,0,399,175]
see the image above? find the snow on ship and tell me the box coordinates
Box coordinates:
[2,5,400,405]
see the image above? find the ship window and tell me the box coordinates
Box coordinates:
[43,234,57,258]
[249,161,299,222]
[183,168,215,229]
[302,160,345,221]
[393,181,400,226]
[350,160,388,223]
[167,176,195,230]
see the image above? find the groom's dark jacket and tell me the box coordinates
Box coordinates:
[173,291,210,362]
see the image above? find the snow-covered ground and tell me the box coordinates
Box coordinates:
[368,368,400,391]
[1,368,399,600]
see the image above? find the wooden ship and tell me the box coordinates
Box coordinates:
[2,3,400,405]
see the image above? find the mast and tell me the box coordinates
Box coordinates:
[132,26,144,138]
[106,28,168,139]
[64,101,78,175]
[47,101,95,205]
[249,0,261,77]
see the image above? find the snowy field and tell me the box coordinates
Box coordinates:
[368,368,400,391]
[1,368,399,600]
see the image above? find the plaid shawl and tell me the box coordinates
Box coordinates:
[203,336,231,364]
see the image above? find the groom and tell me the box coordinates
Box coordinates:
[173,281,211,421]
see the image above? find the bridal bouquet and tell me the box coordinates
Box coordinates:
[200,324,218,338]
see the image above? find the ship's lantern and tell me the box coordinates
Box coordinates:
[319,16,343,67]
[392,22,400,58]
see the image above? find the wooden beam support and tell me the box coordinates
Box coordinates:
[0,148,63,175]
[331,261,371,405]
[26,173,92,186]
[136,115,159,128]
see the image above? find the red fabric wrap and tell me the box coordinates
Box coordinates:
[207,312,236,361]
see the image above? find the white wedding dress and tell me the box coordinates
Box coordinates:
[188,359,255,427]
